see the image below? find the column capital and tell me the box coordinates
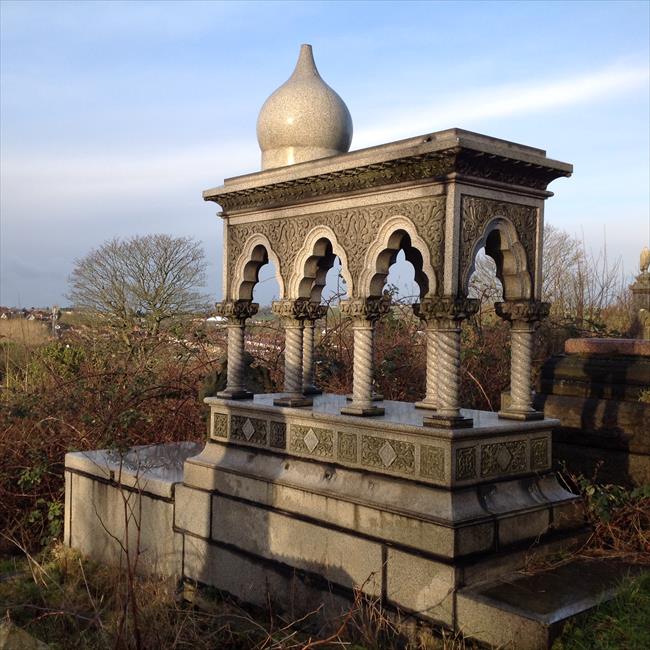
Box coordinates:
[215,299,259,324]
[305,303,328,322]
[271,298,311,324]
[413,296,479,325]
[495,299,550,325]
[341,295,391,324]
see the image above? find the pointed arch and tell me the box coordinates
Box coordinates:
[287,225,353,301]
[358,216,437,299]
[230,233,284,301]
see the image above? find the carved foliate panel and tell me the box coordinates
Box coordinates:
[212,413,228,439]
[338,432,358,463]
[230,416,268,445]
[530,437,549,471]
[227,196,445,297]
[456,446,477,480]
[361,435,415,474]
[460,195,537,288]
[269,421,287,449]
[420,445,445,481]
[480,440,527,478]
[290,425,334,458]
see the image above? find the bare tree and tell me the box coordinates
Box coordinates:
[67,234,208,337]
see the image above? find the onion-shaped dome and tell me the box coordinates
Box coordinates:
[256,44,353,170]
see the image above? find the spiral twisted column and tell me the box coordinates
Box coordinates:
[215,300,258,400]
[340,295,391,417]
[302,303,327,395]
[272,299,313,407]
[418,297,479,428]
[496,300,550,420]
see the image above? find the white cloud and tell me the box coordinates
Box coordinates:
[354,63,650,148]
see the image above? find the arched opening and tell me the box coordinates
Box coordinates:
[468,247,504,304]
[235,243,281,305]
[321,256,348,304]
[464,219,531,301]
[367,230,429,299]
[297,237,338,303]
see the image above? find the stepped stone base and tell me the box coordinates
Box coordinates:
[64,393,633,649]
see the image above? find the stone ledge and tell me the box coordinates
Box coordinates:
[564,337,650,356]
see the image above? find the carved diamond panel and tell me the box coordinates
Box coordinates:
[420,445,445,481]
[481,440,527,478]
[230,415,267,445]
[361,435,415,474]
[290,425,333,458]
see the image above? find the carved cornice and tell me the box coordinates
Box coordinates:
[495,300,550,324]
[413,296,479,324]
[272,298,311,323]
[341,295,391,323]
[215,300,259,323]
[208,148,568,213]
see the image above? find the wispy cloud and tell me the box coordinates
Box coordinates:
[354,63,650,148]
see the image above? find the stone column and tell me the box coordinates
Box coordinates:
[302,303,328,395]
[496,299,550,420]
[340,295,391,417]
[215,299,259,400]
[413,298,440,410]
[272,299,313,407]
[421,297,479,428]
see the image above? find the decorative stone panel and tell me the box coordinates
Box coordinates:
[530,437,550,471]
[228,196,445,296]
[420,445,445,481]
[290,425,334,458]
[230,416,268,445]
[361,435,415,474]
[456,446,477,481]
[269,421,287,450]
[338,432,358,463]
[480,440,527,478]
[212,413,228,439]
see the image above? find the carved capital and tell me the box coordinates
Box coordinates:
[413,296,479,325]
[495,300,550,324]
[272,298,311,323]
[305,303,328,322]
[215,300,259,324]
[341,295,391,324]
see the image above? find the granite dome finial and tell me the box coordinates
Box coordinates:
[256,44,353,170]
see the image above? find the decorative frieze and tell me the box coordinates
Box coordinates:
[530,437,550,471]
[420,445,445,481]
[338,432,358,463]
[212,413,228,438]
[290,425,334,458]
[480,440,527,478]
[230,416,267,445]
[361,435,415,474]
[269,421,287,449]
[456,446,477,481]
[227,196,445,296]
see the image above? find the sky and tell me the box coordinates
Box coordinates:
[1,0,649,307]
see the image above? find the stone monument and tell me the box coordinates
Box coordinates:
[67,45,624,650]
[631,246,650,339]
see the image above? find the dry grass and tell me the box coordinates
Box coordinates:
[0,319,51,345]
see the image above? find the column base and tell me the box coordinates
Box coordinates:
[216,389,253,400]
[346,393,383,402]
[273,394,314,407]
[498,409,545,421]
[341,402,385,417]
[423,413,473,428]
[303,385,323,396]
[414,399,437,410]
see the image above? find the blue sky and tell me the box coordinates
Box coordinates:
[1,0,649,307]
